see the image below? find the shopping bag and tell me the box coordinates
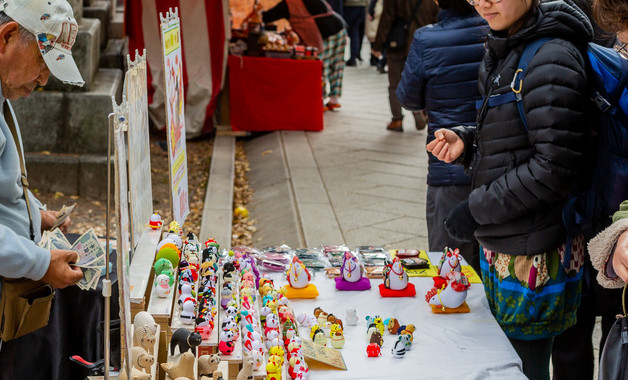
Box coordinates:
[599,284,628,380]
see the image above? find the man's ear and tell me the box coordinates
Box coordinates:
[0,21,20,54]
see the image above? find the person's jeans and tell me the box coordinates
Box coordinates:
[387,51,406,121]
[342,6,365,63]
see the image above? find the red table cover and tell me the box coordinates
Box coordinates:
[228,55,324,132]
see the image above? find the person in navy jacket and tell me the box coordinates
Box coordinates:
[396,0,488,273]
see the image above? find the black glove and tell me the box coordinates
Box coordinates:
[444,200,479,242]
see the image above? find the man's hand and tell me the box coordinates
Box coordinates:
[40,249,83,289]
[612,230,628,283]
[371,49,382,59]
[40,209,71,233]
[426,129,465,163]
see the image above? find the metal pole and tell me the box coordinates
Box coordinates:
[102,113,114,379]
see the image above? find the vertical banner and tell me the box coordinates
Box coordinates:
[125,50,153,250]
[160,8,189,226]
[113,113,133,375]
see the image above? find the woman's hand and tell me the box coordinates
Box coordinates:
[426,129,465,163]
[612,230,628,283]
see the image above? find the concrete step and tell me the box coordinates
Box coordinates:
[110,11,124,40]
[14,68,123,155]
[199,136,235,250]
[83,0,112,49]
[100,38,127,70]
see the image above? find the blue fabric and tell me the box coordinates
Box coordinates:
[479,236,585,341]
[396,13,488,186]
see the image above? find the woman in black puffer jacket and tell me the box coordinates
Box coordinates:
[427,0,593,379]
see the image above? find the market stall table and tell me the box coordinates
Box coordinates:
[265,252,527,379]
[228,55,324,132]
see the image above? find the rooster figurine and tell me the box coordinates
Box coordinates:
[425,271,471,313]
[282,257,319,298]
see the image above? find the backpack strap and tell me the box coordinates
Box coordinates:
[512,37,553,130]
[474,37,553,131]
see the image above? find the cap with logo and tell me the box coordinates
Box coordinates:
[1,0,84,86]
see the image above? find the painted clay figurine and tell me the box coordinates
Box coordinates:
[133,325,156,355]
[379,257,416,297]
[198,353,221,376]
[148,213,162,230]
[160,351,195,379]
[366,343,382,357]
[335,251,371,291]
[345,308,358,326]
[438,247,462,276]
[330,324,345,349]
[426,271,471,312]
[282,257,319,299]
[131,346,154,373]
[170,329,202,356]
[391,339,406,358]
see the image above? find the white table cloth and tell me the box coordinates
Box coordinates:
[266,252,528,380]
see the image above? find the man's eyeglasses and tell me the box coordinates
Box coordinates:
[466,0,503,6]
[615,42,628,59]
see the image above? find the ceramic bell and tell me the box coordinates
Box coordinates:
[379,257,416,297]
[426,271,471,313]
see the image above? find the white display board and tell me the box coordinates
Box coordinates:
[114,119,133,377]
[160,8,189,226]
[125,50,153,250]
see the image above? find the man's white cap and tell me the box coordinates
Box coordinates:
[1,0,84,86]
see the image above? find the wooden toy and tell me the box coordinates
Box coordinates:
[133,312,158,335]
[335,251,371,291]
[160,351,195,379]
[379,257,416,297]
[282,257,319,298]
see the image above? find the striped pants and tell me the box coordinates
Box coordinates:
[322,29,347,98]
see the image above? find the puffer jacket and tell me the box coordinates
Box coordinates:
[396,11,488,186]
[454,0,593,255]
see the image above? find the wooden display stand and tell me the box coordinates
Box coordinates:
[130,227,163,319]
[148,270,177,380]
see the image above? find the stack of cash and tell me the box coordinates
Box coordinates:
[39,228,106,291]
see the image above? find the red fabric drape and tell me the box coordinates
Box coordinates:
[228,56,323,132]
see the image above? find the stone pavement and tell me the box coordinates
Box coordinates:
[244,62,430,249]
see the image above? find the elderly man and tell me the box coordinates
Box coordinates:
[0,0,84,377]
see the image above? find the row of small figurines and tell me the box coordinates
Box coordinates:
[254,277,309,380]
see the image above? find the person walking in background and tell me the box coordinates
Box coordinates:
[366,0,387,73]
[343,0,368,66]
[396,0,488,275]
[263,0,347,110]
[427,0,593,378]
[327,0,344,15]
[371,0,438,132]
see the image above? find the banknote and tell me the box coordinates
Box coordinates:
[51,203,76,230]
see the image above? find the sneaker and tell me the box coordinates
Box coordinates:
[324,102,341,111]
[386,119,403,132]
[346,59,357,67]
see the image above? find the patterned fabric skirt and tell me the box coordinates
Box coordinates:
[321,29,348,98]
[480,234,586,340]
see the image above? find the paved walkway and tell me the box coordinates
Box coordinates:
[245,62,430,249]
